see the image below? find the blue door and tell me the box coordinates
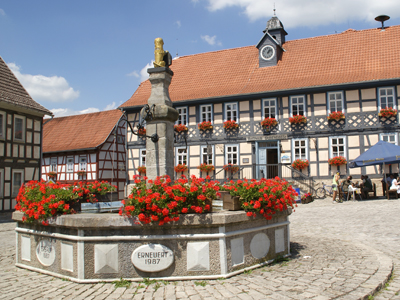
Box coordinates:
[257,142,279,179]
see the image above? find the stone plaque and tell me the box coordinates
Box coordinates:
[131,244,174,272]
[36,238,56,266]
[250,233,270,259]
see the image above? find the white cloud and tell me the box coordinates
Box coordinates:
[204,0,400,28]
[104,102,117,111]
[7,62,80,102]
[201,35,222,46]
[0,8,5,16]
[175,20,181,28]
[127,71,139,78]
[140,61,154,82]
[50,107,100,118]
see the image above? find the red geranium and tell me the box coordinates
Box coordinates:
[197,164,215,173]
[198,121,213,130]
[289,115,307,124]
[291,159,309,170]
[223,120,239,129]
[379,107,397,118]
[261,117,278,128]
[137,128,146,136]
[174,164,188,173]
[138,166,146,174]
[328,156,347,166]
[223,164,239,173]
[174,124,188,132]
[327,111,345,120]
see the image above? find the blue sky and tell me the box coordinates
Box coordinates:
[1,0,399,117]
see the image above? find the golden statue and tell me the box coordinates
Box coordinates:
[153,37,171,68]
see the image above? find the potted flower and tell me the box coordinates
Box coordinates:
[77,170,86,177]
[291,159,309,170]
[289,115,307,124]
[379,107,397,118]
[223,164,239,173]
[327,111,345,120]
[223,120,239,129]
[261,117,278,129]
[301,192,313,204]
[137,166,146,175]
[197,163,215,173]
[174,164,188,173]
[174,124,188,132]
[48,171,57,179]
[137,128,146,136]
[328,156,347,166]
[198,121,213,131]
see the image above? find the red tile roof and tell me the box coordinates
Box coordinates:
[0,56,52,116]
[43,109,124,153]
[121,26,400,108]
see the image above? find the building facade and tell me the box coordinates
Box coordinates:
[121,17,400,186]
[0,56,52,211]
[41,110,127,200]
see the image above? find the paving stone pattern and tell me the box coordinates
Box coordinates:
[0,198,399,299]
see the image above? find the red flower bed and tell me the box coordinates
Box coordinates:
[379,107,397,118]
[198,121,213,130]
[223,164,240,173]
[327,111,345,120]
[137,166,146,174]
[222,177,297,220]
[261,117,278,128]
[223,120,239,129]
[120,175,220,225]
[289,115,307,124]
[15,180,116,225]
[197,164,215,173]
[174,124,188,132]
[291,159,309,170]
[328,156,347,166]
[174,164,188,173]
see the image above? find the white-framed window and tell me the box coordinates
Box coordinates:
[328,91,344,113]
[0,111,5,139]
[290,96,306,116]
[176,147,188,165]
[224,103,238,122]
[200,105,213,123]
[380,133,398,145]
[14,115,25,141]
[329,136,346,158]
[12,170,24,197]
[263,98,277,119]
[50,157,57,172]
[140,149,146,166]
[67,157,74,172]
[292,138,308,160]
[0,169,3,197]
[378,87,396,110]
[225,144,239,165]
[201,145,214,165]
[79,156,87,171]
[176,107,188,125]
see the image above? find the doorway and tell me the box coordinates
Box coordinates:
[257,141,279,179]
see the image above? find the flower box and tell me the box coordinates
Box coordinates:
[328,156,347,166]
[223,120,239,129]
[289,115,307,124]
[174,164,188,173]
[378,107,397,118]
[137,128,146,136]
[223,164,239,173]
[219,191,241,211]
[137,166,146,174]
[77,170,86,177]
[174,124,188,132]
[197,163,215,173]
[301,193,313,204]
[261,117,278,128]
[198,121,213,131]
[48,171,57,179]
[291,159,309,170]
[327,111,345,120]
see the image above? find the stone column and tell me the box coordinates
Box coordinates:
[145,67,178,181]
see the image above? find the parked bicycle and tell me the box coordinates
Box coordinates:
[313,182,334,199]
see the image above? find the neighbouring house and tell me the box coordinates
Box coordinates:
[120,15,400,187]
[41,109,127,200]
[0,55,53,212]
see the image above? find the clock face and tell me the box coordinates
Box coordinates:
[261,45,275,61]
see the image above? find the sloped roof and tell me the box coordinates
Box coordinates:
[0,56,52,116]
[121,25,400,108]
[43,109,124,153]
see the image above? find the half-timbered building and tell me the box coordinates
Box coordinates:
[41,109,127,200]
[121,17,400,189]
[0,55,52,212]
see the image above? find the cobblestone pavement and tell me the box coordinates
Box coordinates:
[0,198,399,299]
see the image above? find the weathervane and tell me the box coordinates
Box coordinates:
[273,3,276,16]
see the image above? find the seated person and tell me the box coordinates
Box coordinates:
[341,175,353,199]
[360,175,373,198]
[389,176,400,194]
